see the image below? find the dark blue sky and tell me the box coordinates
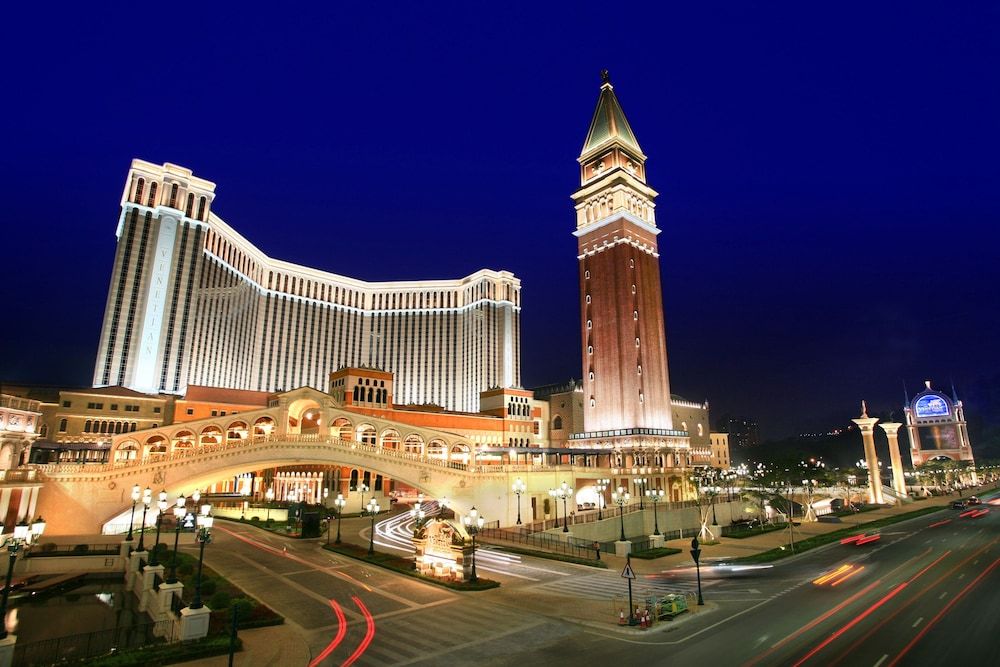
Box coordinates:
[3,3,998,438]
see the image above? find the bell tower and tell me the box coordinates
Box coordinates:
[573,71,673,433]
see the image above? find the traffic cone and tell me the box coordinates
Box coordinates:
[640,610,648,629]
[618,609,626,626]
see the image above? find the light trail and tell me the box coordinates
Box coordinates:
[308,600,347,667]
[342,595,376,667]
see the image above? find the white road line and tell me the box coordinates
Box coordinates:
[477,565,539,581]
[958,573,965,580]
[923,539,932,544]
[912,617,924,628]
[939,591,948,599]
[873,654,889,667]
[974,560,979,565]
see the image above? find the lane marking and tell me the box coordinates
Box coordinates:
[958,573,965,580]
[888,557,1000,667]
[938,591,947,599]
[911,617,923,628]
[873,655,889,667]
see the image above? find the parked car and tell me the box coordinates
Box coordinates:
[951,500,967,509]
[967,496,981,505]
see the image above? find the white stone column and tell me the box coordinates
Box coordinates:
[880,422,907,496]
[15,489,30,523]
[852,402,884,505]
[0,489,12,526]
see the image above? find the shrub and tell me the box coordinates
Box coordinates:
[200,578,217,596]
[72,544,90,554]
[231,597,254,619]
[250,516,261,522]
[178,562,194,576]
[209,591,231,610]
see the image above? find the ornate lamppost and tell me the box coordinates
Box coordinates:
[558,482,573,532]
[332,493,346,545]
[596,478,610,520]
[512,478,526,525]
[136,487,152,552]
[264,487,274,522]
[366,498,380,556]
[646,487,665,535]
[635,477,647,509]
[190,501,213,610]
[166,495,186,584]
[463,507,485,583]
[149,490,168,566]
[548,488,559,528]
[126,484,141,542]
[411,494,426,528]
[0,517,45,639]
[358,482,370,512]
[612,486,630,541]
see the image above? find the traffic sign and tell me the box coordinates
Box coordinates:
[621,561,636,579]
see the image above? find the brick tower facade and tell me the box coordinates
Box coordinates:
[573,72,674,434]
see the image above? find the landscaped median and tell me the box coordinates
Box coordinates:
[323,542,500,590]
[630,547,682,560]
[485,544,608,568]
[732,505,948,564]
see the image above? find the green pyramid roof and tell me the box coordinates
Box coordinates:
[581,74,642,157]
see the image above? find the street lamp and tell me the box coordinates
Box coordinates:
[126,484,141,542]
[646,488,665,535]
[190,504,214,610]
[512,478,526,525]
[635,478,647,509]
[149,490,168,566]
[136,487,152,552]
[166,495,186,584]
[463,507,485,583]
[358,482,370,511]
[612,486,630,542]
[240,484,252,520]
[332,493,346,545]
[690,536,704,605]
[411,494,426,531]
[596,478,610,520]
[265,487,274,522]
[366,498,380,556]
[548,488,559,529]
[0,517,45,639]
[558,482,573,532]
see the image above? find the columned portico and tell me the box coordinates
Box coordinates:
[852,401,885,505]
[880,422,907,496]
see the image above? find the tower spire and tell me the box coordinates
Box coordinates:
[580,72,643,159]
[903,380,910,406]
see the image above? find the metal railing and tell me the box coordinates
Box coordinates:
[13,619,176,666]
[26,543,121,557]
[478,527,600,560]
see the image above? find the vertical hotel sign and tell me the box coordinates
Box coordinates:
[133,215,178,392]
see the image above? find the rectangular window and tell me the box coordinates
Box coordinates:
[153,407,161,413]
[110,404,118,411]
[211,410,218,417]
[186,408,194,415]
[62,401,71,408]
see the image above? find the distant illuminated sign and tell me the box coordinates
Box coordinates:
[915,395,949,418]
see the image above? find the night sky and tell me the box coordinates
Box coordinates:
[3,4,998,439]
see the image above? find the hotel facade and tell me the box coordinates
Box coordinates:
[92,160,520,413]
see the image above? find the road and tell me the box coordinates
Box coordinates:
[195,493,1000,666]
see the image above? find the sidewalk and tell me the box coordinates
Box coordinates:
[182,623,312,667]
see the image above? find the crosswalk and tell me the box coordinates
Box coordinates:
[526,571,718,601]
[352,599,540,666]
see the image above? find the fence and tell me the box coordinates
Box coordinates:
[26,543,121,558]
[13,619,176,666]
[478,527,600,560]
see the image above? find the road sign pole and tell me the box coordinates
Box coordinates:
[627,575,633,623]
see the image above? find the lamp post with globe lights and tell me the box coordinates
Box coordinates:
[149,490,168,566]
[635,478,647,509]
[190,501,214,610]
[612,487,630,541]
[596,478,610,520]
[512,478,526,525]
[557,482,573,532]
[126,484,141,543]
[136,487,152,552]
[358,482,369,513]
[646,488,665,535]
[548,488,559,529]
[366,498,380,556]
[0,517,45,639]
[264,487,274,522]
[463,507,485,583]
[166,495,186,584]
[332,493,346,545]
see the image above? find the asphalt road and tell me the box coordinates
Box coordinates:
[195,494,1000,666]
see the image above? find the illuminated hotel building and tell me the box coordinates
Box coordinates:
[904,380,976,468]
[93,160,520,412]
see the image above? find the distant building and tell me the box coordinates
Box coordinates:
[721,416,760,449]
[709,432,731,470]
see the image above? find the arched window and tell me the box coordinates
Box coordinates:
[185,193,194,217]
[586,295,591,304]
[168,183,178,208]
[589,371,595,381]
[59,418,68,432]
[353,385,360,402]
[350,469,359,489]
[135,178,145,203]
[590,397,596,408]
[587,320,592,330]
[147,182,158,207]
[553,415,563,430]
[585,270,590,280]
[84,420,92,433]
[197,196,207,220]
[588,345,593,355]
[697,423,704,437]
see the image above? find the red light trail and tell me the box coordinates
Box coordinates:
[309,600,347,667]
[342,595,376,667]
